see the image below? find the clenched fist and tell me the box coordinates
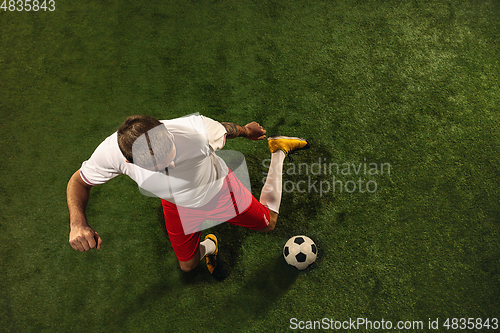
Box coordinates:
[244,121,266,141]
[69,225,102,252]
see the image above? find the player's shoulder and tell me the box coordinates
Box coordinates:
[161,115,215,151]
[92,131,119,154]
[161,114,207,128]
[99,131,118,145]
[161,115,210,136]
[89,131,123,164]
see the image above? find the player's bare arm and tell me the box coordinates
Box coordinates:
[222,121,266,141]
[67,170,102,251]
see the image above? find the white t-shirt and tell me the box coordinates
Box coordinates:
[80,115,228,208]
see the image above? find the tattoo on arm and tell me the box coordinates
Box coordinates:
[221,122,248,139]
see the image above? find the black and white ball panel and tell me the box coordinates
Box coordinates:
[283,235,317,270]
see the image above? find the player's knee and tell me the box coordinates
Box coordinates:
[259,216,277,232]
[180,264,195,272]
[264,223,275,232]
[269,213,278,230]
[179,260,198,272]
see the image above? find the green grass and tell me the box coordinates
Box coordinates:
[1,0,499,332]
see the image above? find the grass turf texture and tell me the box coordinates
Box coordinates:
[1,0,499,332]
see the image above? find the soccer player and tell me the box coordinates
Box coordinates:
[67,114,309,280]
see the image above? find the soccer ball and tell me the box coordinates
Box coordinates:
[283,235,317,270]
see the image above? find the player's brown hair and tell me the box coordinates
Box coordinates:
[117,115,173,168]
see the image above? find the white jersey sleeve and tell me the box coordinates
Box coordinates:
[79,133,122,186]
[201,115,227,151]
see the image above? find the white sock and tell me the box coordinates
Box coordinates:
[259,150,286,213]
[199,238,216,260]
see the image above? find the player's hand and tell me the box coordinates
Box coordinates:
[244,121,266,140]
[69,224,102,252]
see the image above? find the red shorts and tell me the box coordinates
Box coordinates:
[161,170,270,262]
